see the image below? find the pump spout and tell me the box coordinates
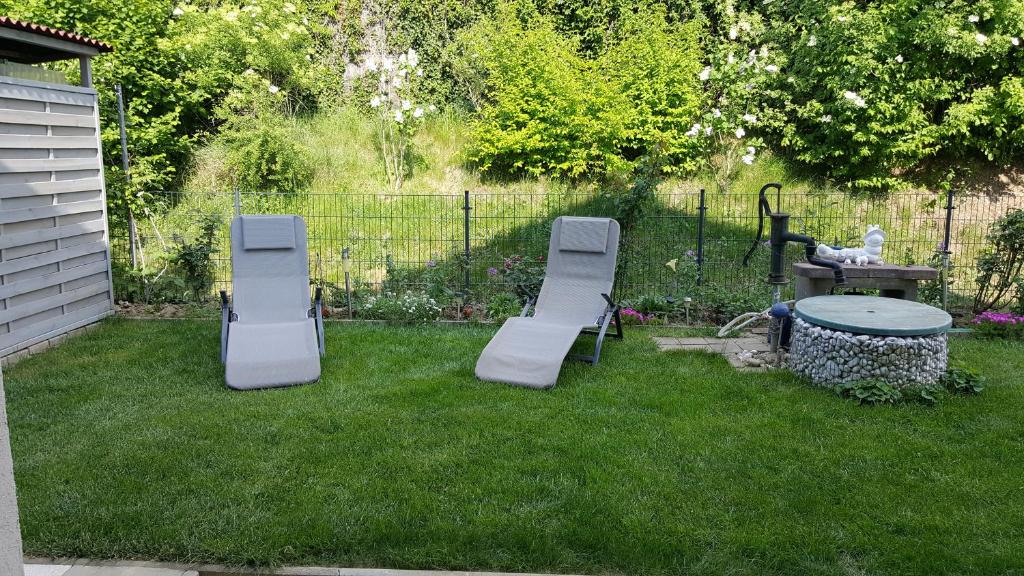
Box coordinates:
[805,244,846,286]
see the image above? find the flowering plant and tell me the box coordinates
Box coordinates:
[355,48,435,192]
[620,307,655,325]
[972,310,1024,339]
[359,290,442,323]
[687,6,785,193]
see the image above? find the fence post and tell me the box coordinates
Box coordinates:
[696,188,706,286]
[942,187,955,310]
[115,84,138,270]
[462,190,471,295]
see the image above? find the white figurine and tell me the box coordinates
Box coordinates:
[815,225,885,266]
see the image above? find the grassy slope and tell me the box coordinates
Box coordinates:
[5,318,1023,575]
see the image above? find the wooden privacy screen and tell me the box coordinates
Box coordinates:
[0,77,114,357]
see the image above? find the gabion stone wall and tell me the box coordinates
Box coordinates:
[789,318,947,388]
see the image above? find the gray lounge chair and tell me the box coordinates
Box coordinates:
[475,216,623,389]
[220,215,325,390]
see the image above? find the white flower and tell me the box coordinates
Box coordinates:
[820,114,832,123]
[968,14,979,23]
[428,104,437,111]
[382,57,394,72]
[729,27,738,40]
[704,126,713,135]
[172,6,184,16]
[394,110,404,123]
[242,68,255,76]
[895,55,904,63]
[735,127,746,138]
[742,154,755,165]
[415,68,423,77]
[975,32,988,45]
[765,64,779,73]
[747,146,756,155]
[1013,37,1021,46]
[699,67,711,81]
[407,48,419,67]
[225,10,238,21]
[685,123,701,137]
[365,57,378,72]
[401,100,411,111]
[713,108,722,118]
[740,21,752,32]
[837,15,847,22]
[369,96,381,108]
[807,35,817,47]
[727,53,736,65]
[393,77,402,88]
[843,90,866,107]
[268,84,280,94]
[413,107,423,118]
[742,113,758,124]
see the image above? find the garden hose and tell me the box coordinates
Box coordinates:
[717,300,795,338]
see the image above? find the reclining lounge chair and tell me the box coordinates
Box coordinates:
[475,216,623,389]
[221,215,325,390]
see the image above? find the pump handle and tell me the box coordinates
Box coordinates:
[742,183,782,267]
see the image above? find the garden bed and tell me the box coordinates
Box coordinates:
[4,319,1023,575]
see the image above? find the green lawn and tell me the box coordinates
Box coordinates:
[4,319,1023,575]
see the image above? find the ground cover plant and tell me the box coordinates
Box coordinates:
[4,319,1023,575]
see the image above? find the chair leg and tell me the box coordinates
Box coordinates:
[220,290,230,364]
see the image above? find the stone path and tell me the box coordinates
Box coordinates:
[651,333,778,372]
[24,560,586,576]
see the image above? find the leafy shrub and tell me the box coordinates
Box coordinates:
[598,8,703,172]
[460,4,629,178]
[491,255,547,298]
[696,284,769,324]
[971,311,1024,339]
[941,365,985,395]
[359,291,443,323]
[112,261,189,305]
[834,379,903,405]
[168,214,222,302]
[973,208,1024,311]
[766,0,1024,190]
[214,76,313,193]
[486,292,523,320]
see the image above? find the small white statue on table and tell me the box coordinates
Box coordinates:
[815,225,885,266]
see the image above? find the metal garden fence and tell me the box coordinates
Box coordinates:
[109,187,1024,311]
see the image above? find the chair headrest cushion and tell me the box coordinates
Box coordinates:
[558,217,610,253]
[241,216,297,250]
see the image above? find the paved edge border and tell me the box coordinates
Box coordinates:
[26,558,589,576]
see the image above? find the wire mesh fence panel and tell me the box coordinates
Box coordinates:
[109,188,1024,312]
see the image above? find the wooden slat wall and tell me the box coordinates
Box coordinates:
[0,77,114,357]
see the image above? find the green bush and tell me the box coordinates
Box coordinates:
[834,379,903,405]
[973,208,1024,311]
[168,214,222,302]
[486,292,523,320]
[214,76,313,193]
[941,364,985,395]
[461,4,629,178]
[766,0,1024,190]
[598,8,704,172]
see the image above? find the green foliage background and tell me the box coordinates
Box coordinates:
[0,0,1021,194]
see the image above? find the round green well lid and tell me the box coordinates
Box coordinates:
[794,295,952,336]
